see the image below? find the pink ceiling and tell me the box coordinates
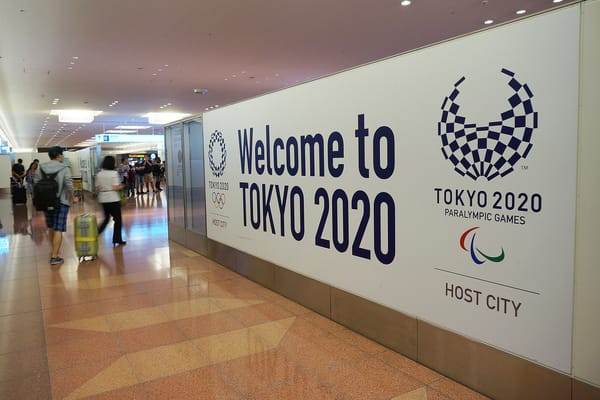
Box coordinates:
[0,0,578,150]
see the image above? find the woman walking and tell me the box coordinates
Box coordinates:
[95,156,126,246]
[25,161,38,195]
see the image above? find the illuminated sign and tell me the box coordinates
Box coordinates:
[95,134,164,143]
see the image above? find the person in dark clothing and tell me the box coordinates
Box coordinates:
[12,158,26,181]
[152,157,162,191]
[127,165,136,197]
[134,158,145,194]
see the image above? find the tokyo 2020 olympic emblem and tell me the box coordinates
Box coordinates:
[208,130,227,177]
[438,68,538,181]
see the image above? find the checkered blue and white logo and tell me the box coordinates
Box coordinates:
[438,68,538,181]
[208,130,227,178]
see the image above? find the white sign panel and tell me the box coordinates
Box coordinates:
[203,7,579,372]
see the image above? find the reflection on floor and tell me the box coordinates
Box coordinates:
[0,190,489,399]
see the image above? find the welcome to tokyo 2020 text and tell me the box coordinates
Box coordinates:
[237,114,396,265]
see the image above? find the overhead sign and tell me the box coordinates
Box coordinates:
[203,6,579,373]
[95,134,164,143]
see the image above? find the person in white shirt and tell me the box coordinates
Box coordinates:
[95,156,126,246]
[118,157,130,184]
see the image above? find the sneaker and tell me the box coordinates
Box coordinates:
[50,257,64,265]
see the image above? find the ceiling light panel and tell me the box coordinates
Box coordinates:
[115,125,151,130]
[50,109,103,123]
[144,112,190,125]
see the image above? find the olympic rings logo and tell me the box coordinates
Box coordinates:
[212,192,226,209]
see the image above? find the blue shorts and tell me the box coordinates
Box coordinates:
[44,203,70,232]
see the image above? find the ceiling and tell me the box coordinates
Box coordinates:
[0,0,577,152]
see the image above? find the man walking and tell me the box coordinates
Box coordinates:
[34,147,76,265]
[11,158,26,180]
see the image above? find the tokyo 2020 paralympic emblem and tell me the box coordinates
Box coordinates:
[438,68,538,181]
[460,227,505,265]
[208,130,227,178]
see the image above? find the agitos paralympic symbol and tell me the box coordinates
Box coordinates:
[460,227,505,265]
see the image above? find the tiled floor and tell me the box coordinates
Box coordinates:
[0,189,490,399]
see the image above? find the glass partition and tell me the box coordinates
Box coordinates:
[166,123,185,227]
[185,120,206,234]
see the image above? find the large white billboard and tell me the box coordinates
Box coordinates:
[203,6,579,372]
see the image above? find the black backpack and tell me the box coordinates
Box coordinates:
[33,167,63,211]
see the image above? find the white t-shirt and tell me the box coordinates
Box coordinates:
[95,169,121,203]
[118,163,130,182]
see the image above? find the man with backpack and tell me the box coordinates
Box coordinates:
[33,146,76,265]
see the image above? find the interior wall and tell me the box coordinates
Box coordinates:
[64,150,81,177]
[572,0,600,388]
[202,4,580,376]
[0,154,12,189]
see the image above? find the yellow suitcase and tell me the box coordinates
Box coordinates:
[74,214,98,261]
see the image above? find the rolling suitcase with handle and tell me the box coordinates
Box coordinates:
[12,186,27,205]
[74,214,98,261]
[10,177,27,205]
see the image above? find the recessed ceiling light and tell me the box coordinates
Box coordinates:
[484,19,494,25]
[401,0,411,5]
[553,0,563,3]
[516,9,526,15]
